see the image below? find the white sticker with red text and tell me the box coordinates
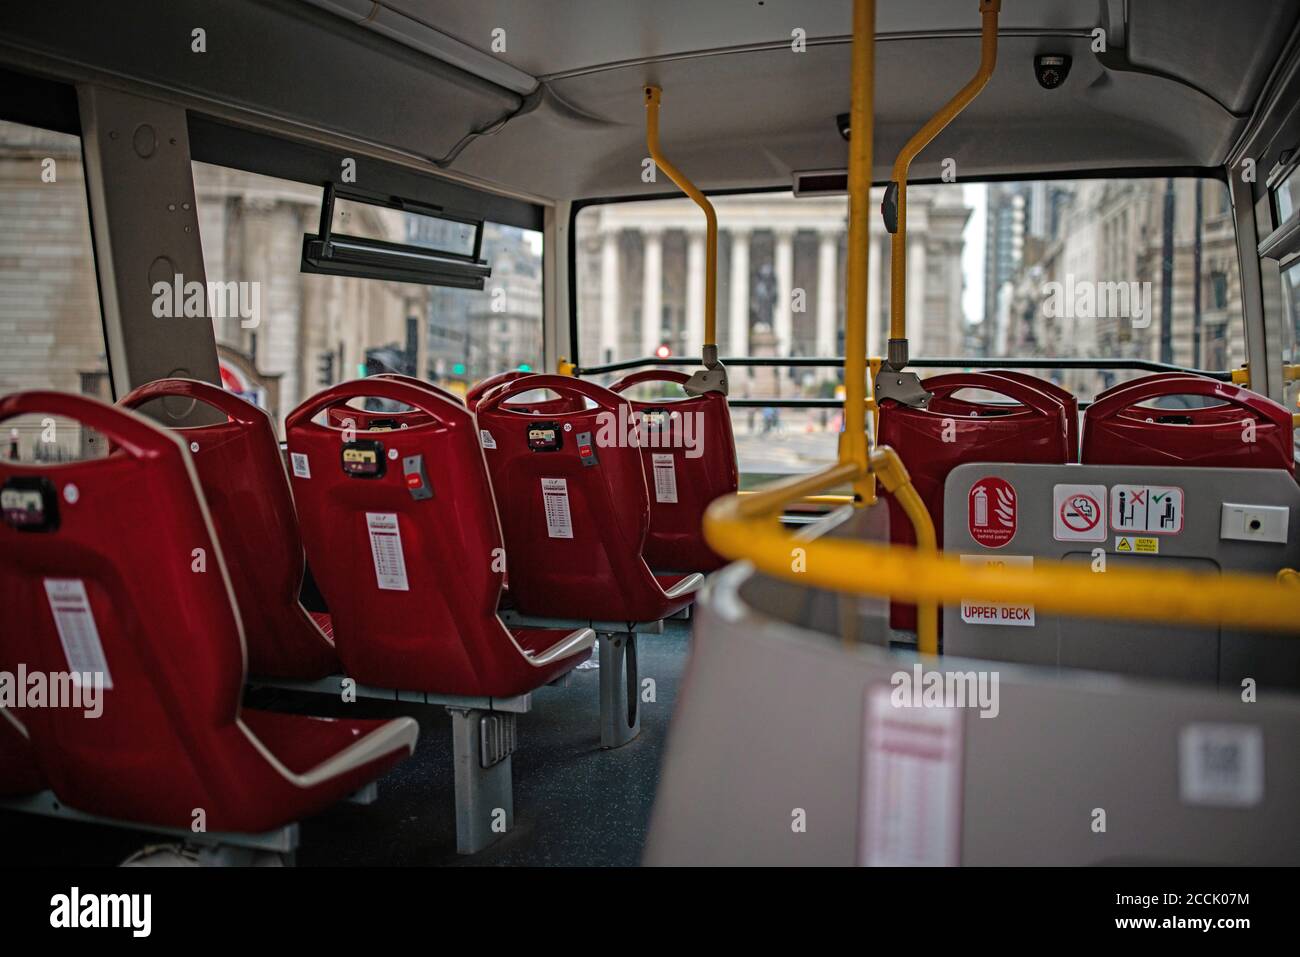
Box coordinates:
[958,554,1035,627]
[366,512,410,591]
[860,684,963,867]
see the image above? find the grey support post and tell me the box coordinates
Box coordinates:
[597,631,641,748]
[447,707,516,854]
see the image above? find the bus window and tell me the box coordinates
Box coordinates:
[191,162,543,435]
[1279,263,1300,413]
[573,177,1244,476]
[0,119,110,463]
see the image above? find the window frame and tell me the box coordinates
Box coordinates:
[567,166,1236,376]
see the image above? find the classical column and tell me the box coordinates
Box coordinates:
[728,228,750,355]
[773,228,794,356]
[599,228,620,362]
[816,229,838,365]
[907,234,927,357]
[686,228,705,355]
[641,229,662,357]
[868,233,882,357]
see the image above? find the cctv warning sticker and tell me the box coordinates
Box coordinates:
[1111,484,1183,534]
[1115,535,1159,554]
[290,452,311,479]
[1052,484,1106,542]
[479,429,497,450]
[968,477,1017,548]
[958,554,1035,627]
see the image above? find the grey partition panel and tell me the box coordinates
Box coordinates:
[645,562,1300,866]
[78,85,222,421]
[941,463,1300,690]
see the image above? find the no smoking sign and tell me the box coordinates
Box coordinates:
[1053,484,1107,542]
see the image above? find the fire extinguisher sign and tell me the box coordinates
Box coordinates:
[968,477,1017,548]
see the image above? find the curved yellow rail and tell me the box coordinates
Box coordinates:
[645,85,718,358]
[888,0,999,367]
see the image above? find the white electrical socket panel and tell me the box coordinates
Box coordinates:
[1219,503,1289,544]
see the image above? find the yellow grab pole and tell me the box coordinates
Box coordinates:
[870,446,937,653]
[885,0,999,370]
[842,0,875,504]
[644,85,719,370]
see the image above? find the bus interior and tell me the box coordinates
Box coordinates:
[1,0,1299,880]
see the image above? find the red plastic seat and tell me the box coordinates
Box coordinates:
[0,391,416,833]
[325,373,462,431]
[0,712,44,797]
[925,370,1079,461]
[1082,375,1294,473]
[286,378,594,696]
[878,372,1072,631]
[607,370,738,572]
[476,375,702,621]
[465,370,586,415]
[118,378,338,679]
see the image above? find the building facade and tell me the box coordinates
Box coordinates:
[575,188,972,395]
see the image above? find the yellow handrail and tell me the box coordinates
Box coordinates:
[886,0,999,369]
[739,490,856,507]
[841,0,875,497]
[644,85,718,365]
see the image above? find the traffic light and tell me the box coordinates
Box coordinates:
[317,351,335,387]
[655,343,672,359]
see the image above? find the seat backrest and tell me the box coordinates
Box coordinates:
[466,370,587,415]
[287,378,548,693]
[878,372,1071,631]
[1082,376,1294,473]
[118,378,337,678]
[0,711,44,796]
[324,373,461,431]
[926,370,1079,460]
[0,391,247,806]
[476,375,674,621]
[607,370,738,571]
[1094,372,1257,425]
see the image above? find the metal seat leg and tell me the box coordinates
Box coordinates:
[598,631,642,749]
[447,707,515,854]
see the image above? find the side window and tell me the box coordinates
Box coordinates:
[190,161,543,435]
[1278,263,1300,412]
[0,119,109,462]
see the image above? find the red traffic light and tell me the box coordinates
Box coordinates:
[655,344,672,359]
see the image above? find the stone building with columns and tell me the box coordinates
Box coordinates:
[574,188,972,395]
